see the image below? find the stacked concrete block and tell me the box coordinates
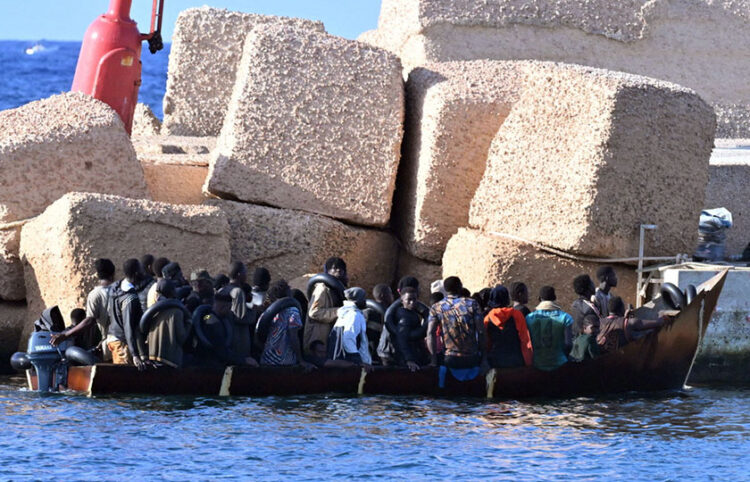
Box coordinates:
[162,7,325,136]
[443,228,637,308]
[132,103,161,137]
[396,249,442,301]
[205,25,405,227]
[393,60,524,263]
[0,92,149,223]
[470,62,715,258]
[361,0,750,136]
[206,200,398,293]
[20,193,231,325]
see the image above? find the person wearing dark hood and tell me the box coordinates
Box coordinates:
[304,257,347,354]
[193,292,259,368]
[250,267,271,310]
[483,285,533,368]
[213,274,230,292]
[510,282,531,317]
[328,287,372,366]
[185,269,215,312]
[594,266,618,317]
[571,274,601,336]
[107,258,150,369]
[145,279,191,368]
[146,257,171,308]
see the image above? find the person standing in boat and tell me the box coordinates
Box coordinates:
[184,269,215,313]
[510,282,531,317]
[525,286,574,371]
[570,274,601,336]
[392,287,429,370]
[145,279,191,368]
[224,262,254,356]
[259,280,313,369]
[146,257,171,308]
[328,287,372,366]
[483,285,533,368]
[426,276,488,372]
[107,259,150,369]
[304,257,348,355]
[194,292,259,368]
[594,266,618,317]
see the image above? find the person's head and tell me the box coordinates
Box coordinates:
[344,287,367,309]
[397,276,419,296]
[140,254,155,277]
[324,257,347,283]
[510,281,529,305]
[608,296,626,317]
[429,292,444,305]
[476,287,492,310]
[582,316,600,336]
[213,274,229,292]
[122,258,144,283]
[400,286,418,311]
[539,286,557,302]
[94,258,116,282]
[190,269,214,295]
[596,266,618,288]
[573,274,596,299]
[156,279,176,300]
[443,276,463,296]
[229,261,247,283]
[310,340,326,359]
[252,267,271,291]
[373,283,394,306]
[213,291,233,318]
[153,257,170,279]
[488,285,510,309]
[267,279,291,303]
[70,308,86,325]
[460,288,471,298]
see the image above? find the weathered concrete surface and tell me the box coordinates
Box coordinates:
[132,103,161,137]
[206,200,398,293]
[0,301,26,374]
[206,25,404,227]
[443,228,637,308]
[393,61,524,262]
[162,7,325,136]
[20,193,231,327]
[705,151,750,256]
[0,226,24,300]
[663,265,750,382]
[361,0,750,136]
[396,249,442,301]
[0,92,149,223]
[132,136,216,156]
[469,62,715,258]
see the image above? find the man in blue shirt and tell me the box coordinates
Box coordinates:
[525,286,573,371]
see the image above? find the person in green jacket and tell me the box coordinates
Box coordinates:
[525,286,573,371]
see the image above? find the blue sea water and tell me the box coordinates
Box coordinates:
[0,40,169,118]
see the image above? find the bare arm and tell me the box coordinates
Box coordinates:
[427,318,440,365]
[50,316,96,346]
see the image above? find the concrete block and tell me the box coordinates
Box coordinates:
[132,103,161,137]
[0,226,24,300]
[0,92,149,223]
[396,249,442,301]
[443,228,637,309]
[20,193,231,326]
[162,7,325,136]
[470,62,715,258]
[206,25,404,227]
[206,200,398,293]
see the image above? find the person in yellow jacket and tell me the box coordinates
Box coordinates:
[303,257,347,355]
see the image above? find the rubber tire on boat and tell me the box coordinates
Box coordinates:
[685,284,698,306]
[292,289,308,323]
[10,352,31,371]
[65,346,99,366]
[139,299,192,334]
[175,286,192,300]
[306,273,345,306]
[365,299,385,318]
[192,304,233,350]
[256,297,303,345]
[384,298,430,334]
[660,282,687,310]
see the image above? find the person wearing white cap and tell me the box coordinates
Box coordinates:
[327,287,372,366]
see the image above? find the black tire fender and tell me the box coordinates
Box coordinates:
[306,274,345,306]
[65,346,99,366]
[685,284,698,306]
[661,282,687,311]
[256,297,303,345]
[384,299,430,334]
[140,299,192,334]
[192,304,233,350]
[10,352,31,371]
[365,299,385,319]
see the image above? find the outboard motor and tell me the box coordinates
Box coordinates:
[24,332,73,392]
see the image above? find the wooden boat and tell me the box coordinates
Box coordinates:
[28,271,727,399]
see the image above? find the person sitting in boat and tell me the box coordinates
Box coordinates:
[569,316,600,362]
[365,283,393,364]
[510,281,531,317]
[598,296,669,354]
[68,308,100,352]
[146,257,171,308]
[427,276,487,373]
[50,258,115,355]
[184,269,215,313]
[250,267,271,311]
[107,259,150,369]
[145,279,191,368]
[305,340,360,369]
[224,262,254,356]
[193,292,259,368]
[259,280,313,370]
[594,266,618,317]
[304,257,348,355]
[525,286,574,371]
[328,287,372,367]
[570,274,601,336]
[392,286,430,371]
[213,273,230,293]
[483,285,533,368]
[472,288,492,316]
